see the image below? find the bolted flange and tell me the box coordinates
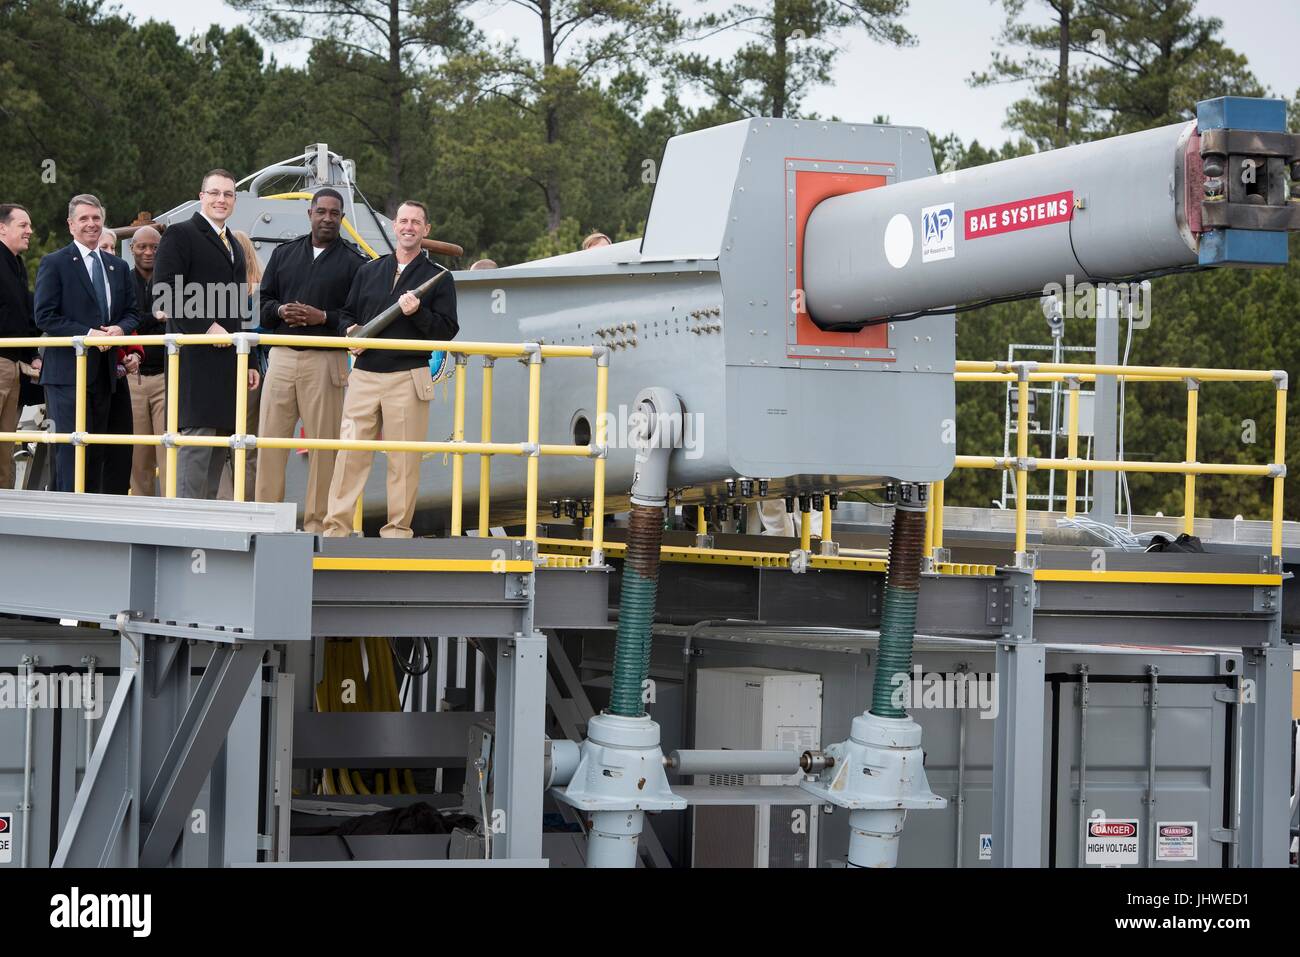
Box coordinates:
[800,712,946,812]
[552,713,685,813]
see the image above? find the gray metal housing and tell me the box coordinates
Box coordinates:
[321,118,954,525]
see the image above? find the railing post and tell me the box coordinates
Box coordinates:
[478,357,495,538]
[1183,378,1199,535]
[233,335,251,503]
[1065,377,1080,518]
[590,349,609,565]
[524,346,542,544]
[450,353,468,536]
[73,338,87,493]
[164,338,180,499]
[1015,365,1031,566]
[924,484,935,555]
[1272,374,1288,557]
[932,479,944,556]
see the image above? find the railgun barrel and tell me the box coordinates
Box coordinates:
[803,98,1299,326]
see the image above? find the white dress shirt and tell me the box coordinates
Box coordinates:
[200,213,233,257]
[73,239,111,322]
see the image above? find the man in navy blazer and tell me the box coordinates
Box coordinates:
[34,193,141,492]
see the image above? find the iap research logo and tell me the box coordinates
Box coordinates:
[920,202,955,263]
[49,887,152,938]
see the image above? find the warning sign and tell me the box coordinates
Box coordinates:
[1155,821,1197,861]
[964,190,1074,240]
[1085,818,1139,866]
[0,813,11,864]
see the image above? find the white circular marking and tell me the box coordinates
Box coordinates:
[884,214,913,269]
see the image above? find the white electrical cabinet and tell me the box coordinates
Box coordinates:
[691,667,823,868]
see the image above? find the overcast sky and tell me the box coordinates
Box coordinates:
[118,0,1298,146]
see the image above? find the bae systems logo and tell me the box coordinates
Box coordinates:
[1090,821,1137,838]
[920,202,955,263]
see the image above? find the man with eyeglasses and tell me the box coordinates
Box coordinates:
[33,193,141,493]
[152,169,261,499]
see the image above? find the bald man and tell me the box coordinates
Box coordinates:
[127,225,166,494]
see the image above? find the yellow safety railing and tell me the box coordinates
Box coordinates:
[0,333,610,561]
[948,360,1288,562]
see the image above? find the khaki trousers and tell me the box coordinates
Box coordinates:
[128,372,167,496]
[0,358,19,490]
[254,347,346,533]
[323,365,433,538]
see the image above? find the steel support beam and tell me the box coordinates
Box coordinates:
[139,643,266,867]
[492,633,546,860]
[1089,287,1120,525]
[0,492,312,642]
[991,569,1045,867]
[52,639,141,867]
[1238,644,1292,867]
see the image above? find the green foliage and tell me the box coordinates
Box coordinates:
[672,0,914,119]
[947,0,1296,521]
[972,0,1265,149]
[948,236,1300,521]
[1,0,1296,526]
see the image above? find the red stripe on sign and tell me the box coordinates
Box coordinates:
[965,190,1074,239]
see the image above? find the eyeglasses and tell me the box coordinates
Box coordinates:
[202,190,236,200]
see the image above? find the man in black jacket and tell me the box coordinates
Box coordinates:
[0,203,39,490]
[255,188,366,531]
[323,200,457,537]
[152,169,261,499]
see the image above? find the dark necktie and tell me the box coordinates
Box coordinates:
[90,251,109,323]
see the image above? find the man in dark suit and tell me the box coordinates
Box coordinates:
[34,193,141,493]
[152,169,261,499]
